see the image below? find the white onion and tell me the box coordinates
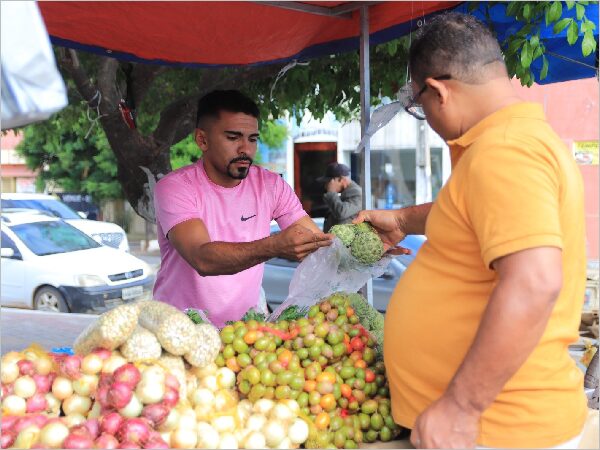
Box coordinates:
[235,404,250,425]
[62,394,92,416]
[158,408,180,432]
[34,357,53,376]
[196,423,220,449]
[44,393,61,416]
[2,352,23,365]
[253,398,274,415]
[215,367,236,389]
[191,362,217,379]
[63,414,86,427]
[288,418,309,444]
[13,375,37,398]
[278,437,294,449]
[245,414,267,432]
[271,403,295,423]
[51,376,73,400]
[170,427,198,449]
[214,390,237,412]
[217,432,239,449]
[243,431,266,449]
[118,393,143,418]
[135,380,164,404]
[191,387,214,407]
[72,374,98,397]
[280,399,300,414]
[178,407,197,430]
[88,401,102,419]
[194,404,212,422]
[159,431,172,445]
[200,374,218,392]
[264,419,287,448]
[101,354,126,374]
[2,394,26,415]
[81,354,103,375]
[13,425,41,449]
[39,421,70,448]
[1,362,19,384]
[141,365,165,384]
[237,399,253,414]
[211,415,235,433]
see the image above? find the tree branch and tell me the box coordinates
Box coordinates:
[130,64,166,106]
[96,57,120,112]
[58,49,99,107]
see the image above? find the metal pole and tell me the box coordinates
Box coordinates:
[359,5,374,306]
[415,120,432,204]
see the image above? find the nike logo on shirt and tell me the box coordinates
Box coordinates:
[241,214,257,221]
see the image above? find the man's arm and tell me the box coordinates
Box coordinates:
[411,246,563,448]
[323,190,362,222]
[168,218,331,276]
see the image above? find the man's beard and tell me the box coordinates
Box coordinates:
[227,156,253,180]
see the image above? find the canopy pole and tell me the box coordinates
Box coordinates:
[359,5,374,306]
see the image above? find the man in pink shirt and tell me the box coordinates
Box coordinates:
[153,90,332,326]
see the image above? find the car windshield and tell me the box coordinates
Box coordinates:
[11,221,101,256]
[1,199,81,220]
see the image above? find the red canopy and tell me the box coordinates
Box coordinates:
[39,1,459,67]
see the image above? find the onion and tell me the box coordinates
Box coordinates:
[196,423,220,449]
[118,418,151,445]
[51,376,73,400]
[288,417,309,444]
[253,398,274,415]
[100,412,124,435]
[92,348,112,360]
[95,433,119,449]
[214,390,237,412]
[143,435,169,449]
[280,399,300,414]
[118,393,143,418]
[13,376,37,398]
[81,354,103,375]
[39,420,70,448]
[135,380,164,405]
[83,418,100,440]
[1,383,10,399]
[102,354,127,374]
[109,382,133,409]
[118,441,141,449]
[244,431,266,449]
[200,374,218,392]
[60,355,82,380]
[32,374,51,394]
[63,432,94,449]
[211,415,235,433]
[98,373,114,389]
[245,413,267,432]
[2,352,23,366]
[170,427,197,449]
[164,374,180,392]
[96,384,111,409]
[13,425,41,449]
[0,430,15,449]
[17,360,36,377]
[26,393,48,413]
[72,374,98,397]
[215,367,236,389]
[264,419,287,448]
[44,393,61,416]
[62,394,92,416]
[157,408,179,432]
[141,403,169,427]
[217,432,239,450]
[34,357,53,376]
[140,366,165,384]
[271,403,295,422]
[161,388,179,408]
[1,414,19,431]
[113,364,141,389]
[191,387,214,408]
[2,395,26,415]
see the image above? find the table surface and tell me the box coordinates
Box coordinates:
[1,308,95,354]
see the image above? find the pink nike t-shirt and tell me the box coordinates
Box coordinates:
[153,160,306,326]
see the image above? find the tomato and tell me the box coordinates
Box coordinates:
[316,371,336,384]
[346,306,355,317]
[226,357,240,372]
[340,383,353,399]
[350,337,365,352]
[314,412,331,430]
[364,369,375,383]
[277,349,293,367]
[243,330,258,345]
[304,379,317,392]
[354,360,367,369]
[320,393,336,411]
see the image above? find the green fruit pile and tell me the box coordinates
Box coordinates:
[215,292,402,448]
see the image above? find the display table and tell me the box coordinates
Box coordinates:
[0,308,94,354]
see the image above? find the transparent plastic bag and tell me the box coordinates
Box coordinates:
[268,238,393,321]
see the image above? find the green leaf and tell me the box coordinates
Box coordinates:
[565,0,575,10]
[506,38,525,55]
[523,3,532,20]
[533,44,544,60]
[530,34,540,49]
[549,1,563,22]
[506,2,521,18]
[576,3,585,20]
[553,18,572,34]
[581,19,596,33]
[582,30,598,56]
[540,55,549,80]
[521,41,533,68]
[567,21,579,45]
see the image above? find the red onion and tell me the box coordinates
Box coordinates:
[108,382,133,409]
[0,415,19,431]
[83,418,100,440]
[26,393,48,413]
[1,384,10,398]
[118,442,141,449]
[60,355,82,380]
[14,415,46,433]
[95,433,119,449]
[96,385,111,408]
[0,430,15,449]
[113,364,141,389]
[142,436,169,449]
[141,403,169,427]
[117,418,150,445]
[17,360,36,377]
[92,348,112,360]
[164,374,180,391]
[161,388,179,408]
[63,432,94,449]
[98,373,114,389]
[32,374,51,393]
[68,424,92,440]
[100,412,124,436]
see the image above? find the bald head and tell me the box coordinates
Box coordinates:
[409,12,507,85]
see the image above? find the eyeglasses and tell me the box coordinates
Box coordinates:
[404,74,452,120]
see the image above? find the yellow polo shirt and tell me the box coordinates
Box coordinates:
[385,102,588,447]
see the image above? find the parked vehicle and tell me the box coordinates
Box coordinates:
[1,193,129,251]
[262,219,425,312]
[1,210,153,313]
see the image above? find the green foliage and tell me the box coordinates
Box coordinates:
[478,1,598,86]
[260,120,288,149]
[16,101,122,202]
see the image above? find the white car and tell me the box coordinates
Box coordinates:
[1,193,129,252]
[1,210,153,313]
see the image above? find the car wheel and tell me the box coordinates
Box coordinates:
[34,286,69,313]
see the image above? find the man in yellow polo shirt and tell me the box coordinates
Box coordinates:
[355,12,588,449]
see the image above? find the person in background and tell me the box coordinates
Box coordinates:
[153,90,332,327]
[317,162,362,232]
[355,12,587,449]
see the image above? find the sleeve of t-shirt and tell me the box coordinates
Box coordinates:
[270,174,308,230]
[154,172,203,237]
[465,145,563,269]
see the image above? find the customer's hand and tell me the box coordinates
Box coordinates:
[326,178,344,193]
[274,224,332,261]
[353,210,412,255]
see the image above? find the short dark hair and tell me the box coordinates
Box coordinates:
[409,12,506,84]
[196,90,260,128]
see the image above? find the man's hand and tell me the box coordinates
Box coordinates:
[353,210,411,255]
[274,224,332,261]
[410,394,480,448]
[326,178,344,193]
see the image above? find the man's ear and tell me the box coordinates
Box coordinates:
[425,77,450,106]
[195,129,208,151]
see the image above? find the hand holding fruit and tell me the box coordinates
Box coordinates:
[353,210,411,256]
[274,224,332,261]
